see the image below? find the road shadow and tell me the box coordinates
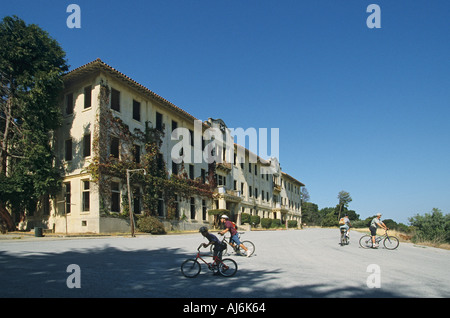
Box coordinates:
[0,245,403,298]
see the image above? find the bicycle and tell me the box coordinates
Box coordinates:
[339,227,349,246]
[359,229,399,250]
[181,244,238,278]
[210,232,255,257]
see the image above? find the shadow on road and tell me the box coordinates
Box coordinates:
[0,245,403,298]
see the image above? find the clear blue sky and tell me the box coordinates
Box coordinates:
[2,0,449,224]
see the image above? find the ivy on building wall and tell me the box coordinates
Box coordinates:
[86,81,215,219]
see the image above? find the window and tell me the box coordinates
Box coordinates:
[222,146,226,162]
[172,120,178,137]
[189,164,194,179]
[84,86,92,109]
[202,200,207,220]
[201,168,206,183]
[262,190,265,201]
[64,182,71,213]
[255,188,258,198]
[83,133,91,157]
[65,139,72,161]
[190,197,196,219]
[157,191,164,217]
[133,187,141,214]
[110,136,119,158]
[172,161,178,175]
[189,129,194,146]
[66,93,73,115]
[173,194,180,219]
[249,163,251,173]
[255,164,257,175]
[111,182,120,212]
[156,112,163,131]
[133,100,141,121]
[249,186,252,197]
[133,145,141,163]
[157,153,164,170]
[111,88,120,112]
[217,175,226,186]
[82,180,90,212]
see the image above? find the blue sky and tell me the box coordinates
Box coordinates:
[2,0,449,224]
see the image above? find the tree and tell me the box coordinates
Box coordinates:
[0,16,68,231]
[300,187,310,202]
[337,190,352,221]
[301,202,319,225]
[408,208,450,244]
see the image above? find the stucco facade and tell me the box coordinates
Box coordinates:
[27,59,304,234]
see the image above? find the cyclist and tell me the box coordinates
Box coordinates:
[340,214,351,238]
[199,226,225,262]
[369,213,388,248]
[219,215,251,257]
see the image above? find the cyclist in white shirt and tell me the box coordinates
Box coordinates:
[369,213,388,248]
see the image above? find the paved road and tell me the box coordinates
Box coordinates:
[0,228,449,298]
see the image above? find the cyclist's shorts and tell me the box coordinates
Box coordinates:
[230,234,242,245]
[369,226,377,236]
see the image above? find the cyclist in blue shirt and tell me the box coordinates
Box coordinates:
[199,226,225,261]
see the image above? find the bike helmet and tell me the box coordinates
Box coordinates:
[199,226,208,233]
[221,215,229,219]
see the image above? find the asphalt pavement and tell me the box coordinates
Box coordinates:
[0,228,449,298]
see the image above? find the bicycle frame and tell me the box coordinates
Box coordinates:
[222,232,240,247]
[340,227,349,245]
[194,248,221,269]
[181,244,237,278]
[375,230,390,243]
[359,229,399,250]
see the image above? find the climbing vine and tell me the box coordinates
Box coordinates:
[86,81,215,219]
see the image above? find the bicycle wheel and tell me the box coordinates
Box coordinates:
[181,259,201,278]
[359,235,373,249]
[218,258,238,277]
[383,236,399,250]
[340,232,346,246]
[236,240,255,256]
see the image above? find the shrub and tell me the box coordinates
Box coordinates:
[241,213,251,224]
[287,220,298,228]
[321,213,339,227]
[271,219,282,228]
[409,208,450,244]
[261,218,272,229]
[250,215,261,227]
[137,216,166,234]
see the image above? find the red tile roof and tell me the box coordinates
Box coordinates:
[64,58,200,123]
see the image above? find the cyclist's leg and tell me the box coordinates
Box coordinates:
[214,247,223,262]
[370,226,378,247]
[232,234,248,251]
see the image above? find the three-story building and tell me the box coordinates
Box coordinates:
[29,59,304,233]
